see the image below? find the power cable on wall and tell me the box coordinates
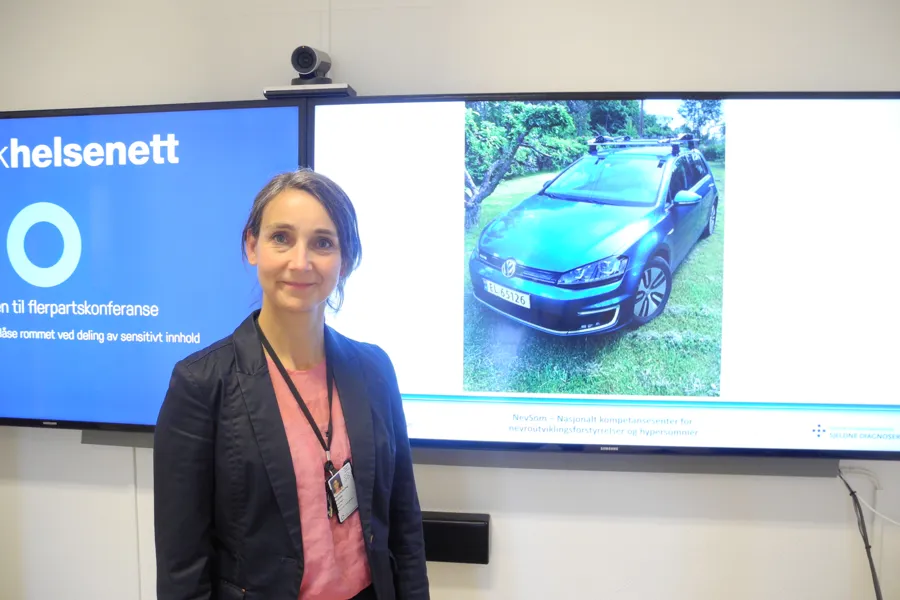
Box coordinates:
[837,469,888,600]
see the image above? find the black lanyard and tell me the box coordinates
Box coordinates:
[255,319,337,473]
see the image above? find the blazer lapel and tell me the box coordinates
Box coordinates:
[232,313,304,559]
[326,327,376,531]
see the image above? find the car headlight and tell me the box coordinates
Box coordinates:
[558,256,628,286]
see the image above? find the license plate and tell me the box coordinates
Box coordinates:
[484,280,531,308]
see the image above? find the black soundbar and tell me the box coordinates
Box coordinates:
[421,511,490,565]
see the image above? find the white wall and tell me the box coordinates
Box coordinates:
[2,0,900,599]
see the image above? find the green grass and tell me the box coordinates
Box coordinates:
[462,162,726,397]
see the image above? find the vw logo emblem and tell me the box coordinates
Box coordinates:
[501,258,517,278]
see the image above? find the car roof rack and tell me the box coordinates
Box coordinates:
[588,133,697,156]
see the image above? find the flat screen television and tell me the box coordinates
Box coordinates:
[308,91,900,458]
[0,99,304,429]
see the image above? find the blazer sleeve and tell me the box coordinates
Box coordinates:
[376,346,431,600]
[153,359,216,600]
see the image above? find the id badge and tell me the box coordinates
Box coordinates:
[327,460,359,524]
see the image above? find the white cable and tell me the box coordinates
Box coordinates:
[855,493,900,528]
[839,466,883,490]
[838,466,883,528]
[838,466,890,576]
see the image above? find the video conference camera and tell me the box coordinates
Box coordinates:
[290,46,333,85]
[263,44,355,99]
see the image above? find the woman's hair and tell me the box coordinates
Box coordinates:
[241,168,362,312]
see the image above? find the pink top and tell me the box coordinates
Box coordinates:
[267,354,372,600]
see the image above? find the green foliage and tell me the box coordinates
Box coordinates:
[678,100,723,136]
[621,116,639,138]
[589,100,672,138]
[675,99,725,161]
[463,99,726,232]
[465,109,507,182]
[564,100,593,136]
[590,100,633,135]
[465,101,584,183]
[703,141,726,161]
[465,99,726,187]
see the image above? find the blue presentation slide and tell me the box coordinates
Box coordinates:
[0,106,300,425]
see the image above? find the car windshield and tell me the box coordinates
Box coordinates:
[543,153,664,206]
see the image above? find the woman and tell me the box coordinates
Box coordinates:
[153,169,430,600]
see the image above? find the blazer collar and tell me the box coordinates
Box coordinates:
[230,310,377,555]
[231,310,267,375]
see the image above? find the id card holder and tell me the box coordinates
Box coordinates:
[327,460,359,524]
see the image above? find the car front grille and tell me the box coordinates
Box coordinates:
[478,253,560,285]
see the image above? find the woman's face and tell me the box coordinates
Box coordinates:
[245,188,342,316]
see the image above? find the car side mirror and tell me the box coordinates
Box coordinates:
[673,190,702,205]
[541,178,554,189]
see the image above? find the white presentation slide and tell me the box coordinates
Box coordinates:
[314,101,466,396]
[719,99,900,406]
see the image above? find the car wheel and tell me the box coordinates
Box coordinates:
[702,198,718,238]
[632,256,672,325]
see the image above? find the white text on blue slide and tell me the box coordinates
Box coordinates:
[0,134,180,169]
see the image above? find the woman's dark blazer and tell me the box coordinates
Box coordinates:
[153,311,430,600]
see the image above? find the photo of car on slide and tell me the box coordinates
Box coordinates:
[463,99,726,398]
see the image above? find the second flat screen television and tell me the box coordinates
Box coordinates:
[310,93,900,457]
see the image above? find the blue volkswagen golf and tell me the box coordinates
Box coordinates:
[469,135,719,336]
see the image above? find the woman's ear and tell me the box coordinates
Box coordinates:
[245,234,259,266]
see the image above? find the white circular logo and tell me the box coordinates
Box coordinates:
[7,202,82,288]
[501,258,517,278]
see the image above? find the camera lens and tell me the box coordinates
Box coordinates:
[296,51,315,70]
